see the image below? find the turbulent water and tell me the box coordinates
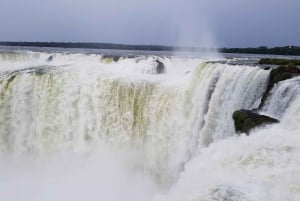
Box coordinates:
[0,49,299,201]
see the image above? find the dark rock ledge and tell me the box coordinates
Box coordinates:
[232,110,279,134]
[259,63,300,108]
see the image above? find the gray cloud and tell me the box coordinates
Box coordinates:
[0,0,299,47]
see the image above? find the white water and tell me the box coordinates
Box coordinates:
[0,51,299,201]
[260,77,300,119]
[157,96,300,201]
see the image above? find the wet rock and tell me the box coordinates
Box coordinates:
[155,59,165,74]
[47,55,53,62]
[112,56,121,62]
[102,55,121,63]
[232,110,279,134]
[127,55,136,59]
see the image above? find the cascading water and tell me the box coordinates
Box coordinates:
[260,77,300,119]
[156,93,300,201]
[0,50,299,201]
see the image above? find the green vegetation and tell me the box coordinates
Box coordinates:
[0,41,176,52]
[1,42,300,56]
[221,46,300,56]
[259,58,300,65]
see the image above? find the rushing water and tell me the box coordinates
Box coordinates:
[0,48,299,201]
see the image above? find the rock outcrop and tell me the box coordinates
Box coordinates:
[47,55,53,62]
[232,110,279,134]
[259,64,300,108]
[155,59,165,74]
[232,63,300,135]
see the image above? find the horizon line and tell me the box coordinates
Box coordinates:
[0,41,299,49]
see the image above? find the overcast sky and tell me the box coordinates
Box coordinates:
[0,0,299,47]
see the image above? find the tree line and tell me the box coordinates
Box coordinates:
[0,42,299,56]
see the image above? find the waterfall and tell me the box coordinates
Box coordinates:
[156,94,300,201]
[1,50,299,201]
[155,73,300,201]
[0,51,269,182]
[260,77,300,119]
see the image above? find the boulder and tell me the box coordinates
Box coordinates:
[232,110,279,134]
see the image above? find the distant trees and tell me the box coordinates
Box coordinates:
[221,46,300,56]
[0,42,300,56]
[0,41,174,51]
[259,58,300,65]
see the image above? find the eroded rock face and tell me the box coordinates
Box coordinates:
[259,65,300,108]
[232,110,279,134]
[270,65,300,84]
[233,65,299,135]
